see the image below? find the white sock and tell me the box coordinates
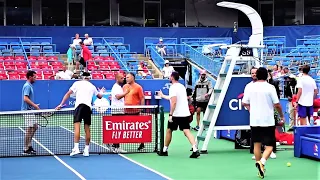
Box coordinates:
[74,143,79,150]
[192,144,198,152]
[163,146,168,152]
[260,158,266,165]
[84,145,90,151]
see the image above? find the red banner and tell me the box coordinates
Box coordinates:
[102,115,153,144]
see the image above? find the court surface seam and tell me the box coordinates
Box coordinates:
[18,127,86,180]
[59,125,173,180]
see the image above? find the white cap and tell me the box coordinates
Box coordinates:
[159,37,163,41]
[165,60,169,64]
[70,44,75,48]
[84,33,89,36]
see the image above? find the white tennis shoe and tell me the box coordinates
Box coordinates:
[83,149,89,157]
[252,152,276,160]
[70,148,80,157]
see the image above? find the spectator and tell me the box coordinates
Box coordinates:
[295,65,318,125]
[284,74,297,131]
[55,65,74,80]
[83,34,93,46]
[191,70,213,131]
[72,33,82,46]
[162,60,174,79]
[138,62,152,79]
[267,71,280,98]
[156,38,166,57]
[67,44,75,71]
[76,41,92,72]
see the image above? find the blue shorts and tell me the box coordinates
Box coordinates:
[297,104,313,118]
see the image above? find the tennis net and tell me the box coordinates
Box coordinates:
[0,105,165,158]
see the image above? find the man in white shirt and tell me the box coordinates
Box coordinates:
[110,73,130,150]
[162,60,174,79]
[242,67,284,179]
[72,33,82,46]
[55,72,103,157]
[83,34,93,46]
[157,71,200,158]
[295,65,318,125]
[55,65,74,80]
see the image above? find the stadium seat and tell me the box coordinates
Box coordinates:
[105,74,115,79]
[8,74,19,80]
[92,73,104,79]
[87,65,98,71]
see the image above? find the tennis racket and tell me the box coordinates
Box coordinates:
[35,104,66,127]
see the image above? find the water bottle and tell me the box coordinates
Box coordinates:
[310,116,314,126]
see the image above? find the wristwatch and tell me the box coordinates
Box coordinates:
[169,114,172,116]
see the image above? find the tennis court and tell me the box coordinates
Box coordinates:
[0,110,319,180]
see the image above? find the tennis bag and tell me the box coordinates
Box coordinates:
[275,129,294,145]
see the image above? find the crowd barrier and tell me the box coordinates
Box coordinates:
[0,79,183,112]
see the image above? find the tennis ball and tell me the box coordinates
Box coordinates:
[287,162,291,167]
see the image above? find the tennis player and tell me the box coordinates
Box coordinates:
[22,70,40,155]
[242,67,284,179]
[157,71,200,158]
[55,72,103,157]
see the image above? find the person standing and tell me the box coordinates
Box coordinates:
[76,41,92,72]
[191,70,213,131]
[295,65,318,125]
[158,71,200,158]
[242,67,284,179]
[22,70,40,155]
[122,72,145,150]
[110,73,130,151]
[56,72,103,157]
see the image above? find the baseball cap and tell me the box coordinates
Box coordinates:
[165,60,169,64]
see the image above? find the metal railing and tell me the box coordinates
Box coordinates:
[102,39,129,72]
[149,46,165,69]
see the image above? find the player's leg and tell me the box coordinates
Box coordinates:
[158,117,178,156]
[24,114,37,154]
[297,104,307,125]
[83,105,92,157]
[179,117,200,158]
[70,106,82,156]
[307,106,314,124]
[251,126,265,178]
[194,105,201,131]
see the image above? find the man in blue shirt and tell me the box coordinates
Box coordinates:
[22,70,39,155]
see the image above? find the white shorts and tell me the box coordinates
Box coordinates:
[23,114,38,127]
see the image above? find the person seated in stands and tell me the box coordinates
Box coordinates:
[55,65,74,80]
[67,44,75,71]
[156,38,166,57]
[138,62,152,79]
[72,33,82,46]
[162,60,174,79]
[83,34,93,46]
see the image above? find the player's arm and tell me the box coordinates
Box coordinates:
[295,79,302,103]
[56,90,73,109]
[241,85,250,111]
[114,86,129,100]
[313,80,318,99]
[271,86,284,118]
[139,86,145,105]
[23,86,39,110]
[95,87,103,99]
[169,87,177,115]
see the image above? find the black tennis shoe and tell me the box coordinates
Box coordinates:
[190,150,200,158]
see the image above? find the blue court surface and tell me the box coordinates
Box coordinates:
[0,126,170,180]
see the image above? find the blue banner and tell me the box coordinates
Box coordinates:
[0,80,183,112]
[216,76,252,126]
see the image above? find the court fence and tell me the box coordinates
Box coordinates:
[0,105,165,158]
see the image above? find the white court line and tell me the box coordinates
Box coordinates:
[59,126,173,180]
[18,127,86,180]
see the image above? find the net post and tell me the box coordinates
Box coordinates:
[159,106,165,153]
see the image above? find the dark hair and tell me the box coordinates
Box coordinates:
[26,70,36,79]
[171,71,179,81]
[82,72,90,77]
[302,65,310,74]
[79,41,84,45]
[127,72,135,79]
[256,67,268,80]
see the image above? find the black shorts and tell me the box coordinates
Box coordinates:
[251,126,276,146]
[168,116,191,131]
[196,102,208,112]
[79,57,86,67]
[74,104,92,125]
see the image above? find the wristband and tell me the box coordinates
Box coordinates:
[169,114,172,116]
